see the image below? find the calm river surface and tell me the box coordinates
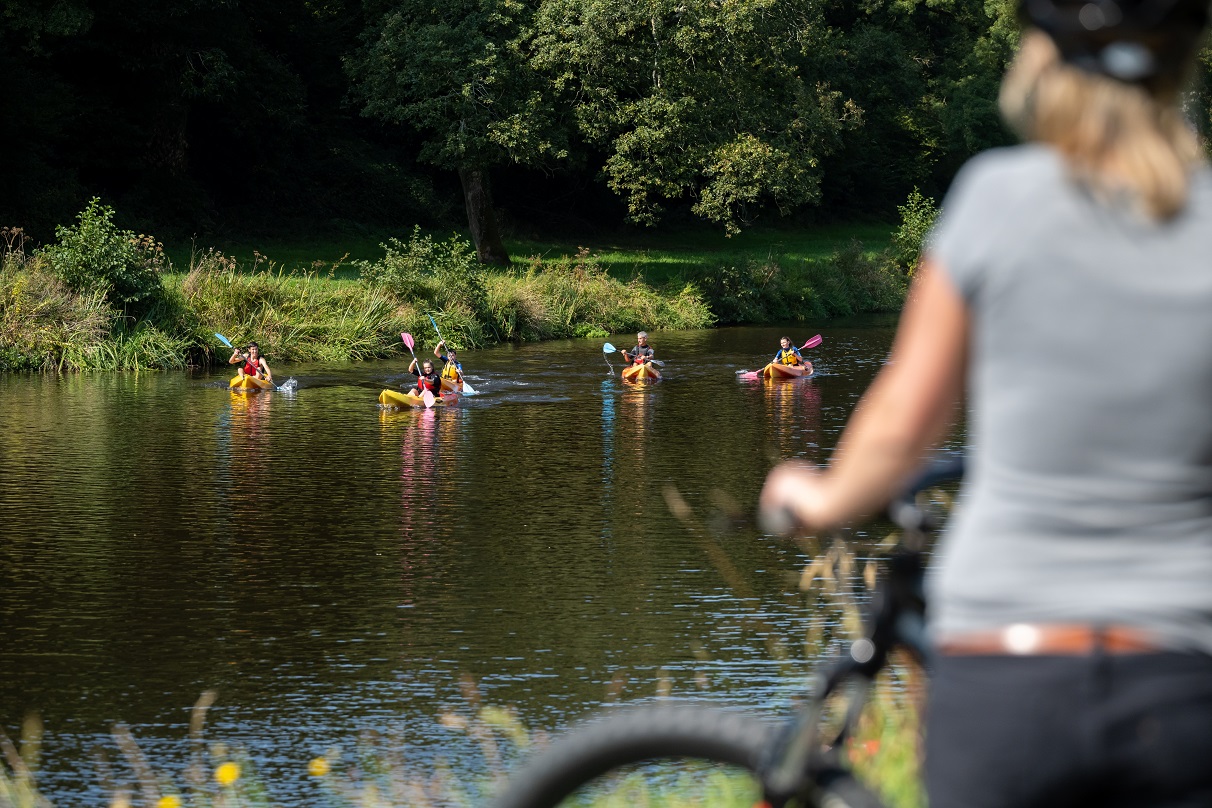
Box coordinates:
[1,321,924,804]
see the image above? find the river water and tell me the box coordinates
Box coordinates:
[0,321,914,804]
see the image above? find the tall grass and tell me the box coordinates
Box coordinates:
[485,248,715,342]
[178,249,417,363]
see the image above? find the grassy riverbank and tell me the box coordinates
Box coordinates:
[1,201,925,373]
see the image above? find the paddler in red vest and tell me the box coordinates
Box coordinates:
[229,342,273,383]
[407,357,444,398]
[621,331,655,365]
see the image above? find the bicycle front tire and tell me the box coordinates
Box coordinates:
[491,703,772,808]
[492,702,890,808]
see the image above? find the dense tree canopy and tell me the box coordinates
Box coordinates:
[6,0,1198,252]
[529,0,856,234]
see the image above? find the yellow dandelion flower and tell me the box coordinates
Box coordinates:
[215,760,241,786]
[307,757,330,777]
[156,796,182,808]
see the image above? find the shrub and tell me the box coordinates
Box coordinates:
[890,188,940,273]
[38,198,169,316]
[358,227,489,325]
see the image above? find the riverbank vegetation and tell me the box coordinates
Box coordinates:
[1,197,931,373]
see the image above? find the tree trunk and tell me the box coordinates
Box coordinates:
[458,165,511,266]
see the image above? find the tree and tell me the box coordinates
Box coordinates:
[811,0,1017,213]
[528,0,856,234]
[348,0,567,265]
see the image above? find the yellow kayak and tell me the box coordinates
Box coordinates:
[378,389,458,408]
[761,361,812,379]
[230,374,275,392]
[622,362,662,384]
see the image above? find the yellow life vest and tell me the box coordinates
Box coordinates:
[778,349,801,366]
[441,362,460,380]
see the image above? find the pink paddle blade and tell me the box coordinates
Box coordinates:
[401,332,416,351]
[735,370,760,380]
[800,334,822,351]
[422,389,436,408]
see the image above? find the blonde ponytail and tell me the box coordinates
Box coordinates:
[1000,30,1204,220]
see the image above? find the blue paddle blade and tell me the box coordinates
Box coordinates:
[215,332,234,349]
[603,342,615,353]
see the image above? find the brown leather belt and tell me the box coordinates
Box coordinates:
[937,624,1161,656]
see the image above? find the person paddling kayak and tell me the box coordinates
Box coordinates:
[229,342,272,384]
[407,357,444,398]
[771,336,804,366]
[433,340,464,388]
[621,331,655,365]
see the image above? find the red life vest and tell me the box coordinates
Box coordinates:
[416,373,441,393]
[242,358,260,376]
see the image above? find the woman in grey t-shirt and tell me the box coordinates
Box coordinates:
[761,0,1212,805]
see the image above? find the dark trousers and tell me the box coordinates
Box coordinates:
[926,652,1212,808]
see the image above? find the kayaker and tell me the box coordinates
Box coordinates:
[407,357,444,397]
[621,332,655,365]
[771,336,803,366]
[433,339,464,385]
[229,342,272,383]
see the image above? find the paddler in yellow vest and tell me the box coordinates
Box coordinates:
[433,339,464,391]
[771,336,803,366]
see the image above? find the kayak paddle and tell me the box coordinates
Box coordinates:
[400,332,435,409]
[602,342,616,374]
[736,335,823,379]
[427,314,477,395]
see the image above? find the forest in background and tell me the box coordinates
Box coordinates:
[2,0,1041,259]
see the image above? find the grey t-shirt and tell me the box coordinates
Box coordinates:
[928,144,1212,652]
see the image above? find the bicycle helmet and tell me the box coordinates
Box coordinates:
[1022,0,1211,80]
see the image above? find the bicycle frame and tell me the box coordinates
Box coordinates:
[763,453,963,804]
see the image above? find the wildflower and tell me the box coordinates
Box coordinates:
[156,796,182,808]
[215,761,241,786]
[308,757,330,777]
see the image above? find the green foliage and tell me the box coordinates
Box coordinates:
[358,226,489,324]
[1,247,111,371]
[485,248,714,342]
[181,249,413,363]
[698,242,906,325]
[531,0,853,234]
[38,199,167,315]
[890,188,941,272]
[348,0,564,172]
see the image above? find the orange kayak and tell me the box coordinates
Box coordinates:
[761,361,812,379]
[378,389,458,408]
[622,362,662,384]
[230,374,275,392]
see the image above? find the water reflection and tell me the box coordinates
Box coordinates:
[762,379,823,463]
